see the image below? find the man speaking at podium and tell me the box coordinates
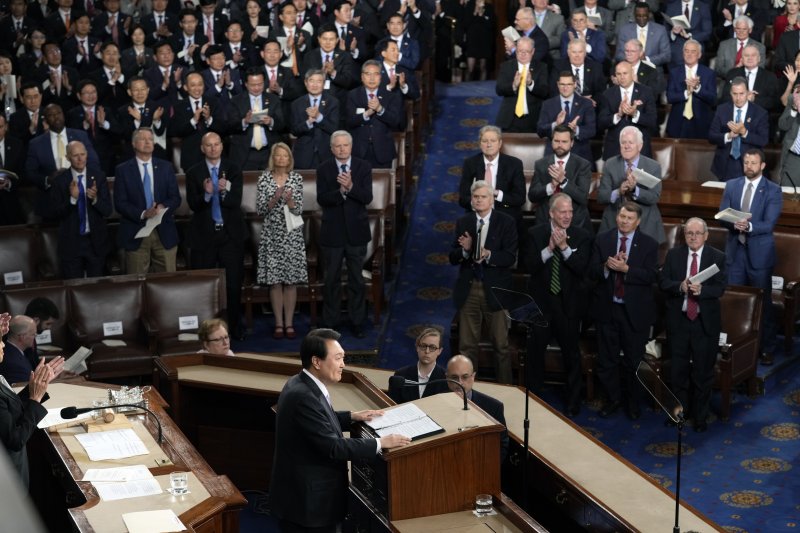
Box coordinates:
[269,328,411,532]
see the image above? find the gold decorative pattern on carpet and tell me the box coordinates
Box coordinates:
[416,287,452,301]
[647,473,672,489]
[459,118,488,127]
[719,490,774,508]
[425,253,450,266]
[740,457,792,473]
[760,423,800,441]
[465,97,493,105]
[447,166,462,176]
[440,191,459,203]
[645,442,695,458]
[433,221,456,233]
[783,388,800,407]
[453,140,479,151]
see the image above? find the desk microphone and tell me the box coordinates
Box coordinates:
[388,376,469,410]
[60,404,163,443]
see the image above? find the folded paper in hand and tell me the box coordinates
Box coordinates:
[135,207,168,239]
[632,168,661,189]
[715,207,750,223]
[501,26,521,42]
[661,13,690,29]
[689,263,720,284]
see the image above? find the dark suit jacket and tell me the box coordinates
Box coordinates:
[589,227,658,331]
[268,371,377,528]
[9,107,46,143]
[61,35,103,76]
[0,16,37,56]
[300,48,358,106]
[113,157,181,251]
[722,67,780,113]
[35,64,80,111]
[223,41,257,72]
[91,11,133,49]
[0,136,25,225]
[380,63,421,105]
[388,364,448,403]
[776,29,800,74]
[537,94,596,163]
[459,153,525,219]
[168,95,227,172]
[659,244,727,337]
[449,209,518,311]
[471,389,508,463]
[0,343,34,384]
[87,66,129,110]
[719,176,782,269]
[143,64,182,105]
[559,27,607,64]
[260,63,306,119]
[168,33,208,69]
[525,222,592,318]
[120,47,156,78]
[201,68,244,107]
[290,92,339,169]
[597,82,657,159]
[115,100,170,160]
[43,9,78,43]
[49,166,112,260]
[0,378,48,486]
[66,105,123,175]
[719,2,767,42]
[316,157,373,247]
[333,23,369,63]
[185,158,247,249]
[345,87,401,166]
[530,153,593,234]
[551,57,607,99]
[377,33,420,70]
[636,61,666,99]
[141,11,180,46]
[495,59,549,130]
[228,91,286,165]
[665,0,712,66]
[666,63,717,139]
[709,102,769,181]
[197,12,229,46]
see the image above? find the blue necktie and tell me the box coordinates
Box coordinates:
[564,100,570,117]
[340,163,348,174]
[211,166,223,224]
[731,108,742,160]
[142,162,154,207]
[77,174,88,235]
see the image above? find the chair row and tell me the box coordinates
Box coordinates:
[0,269,227,380]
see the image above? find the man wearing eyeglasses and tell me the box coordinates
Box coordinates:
[388,327,449,404]
[446,355,508,462]
[659,218,726,432]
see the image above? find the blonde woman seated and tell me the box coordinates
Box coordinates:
[256,142,308,340]
[198,319,235,356]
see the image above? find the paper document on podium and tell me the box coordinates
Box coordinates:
[689,264,720,284]
[365,403,444,441]
[715,207,750,223]
[632,168,661,189]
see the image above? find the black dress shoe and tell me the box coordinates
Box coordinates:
[760,352,774,365]
[599,401,620,418]
[694,421,708,433]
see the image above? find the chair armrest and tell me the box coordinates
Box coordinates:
[719,332,759,365]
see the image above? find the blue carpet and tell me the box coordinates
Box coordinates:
[238,81,800,533]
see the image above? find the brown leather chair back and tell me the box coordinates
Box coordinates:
[673,140,717,182]
[144,270,225,339]
[68,280,144,342]
[173,173,193,218]
[651,138,676,181]
[773,231,800,282]
[297,170,320,212]
[0,226,39,286]
[242,171,261,215]
[1,284,70,351]
[38,225,61,280]
[720,285,763,340]
[499,133,546,175]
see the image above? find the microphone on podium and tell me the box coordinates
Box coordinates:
[388,376,469,410]
[60,404,163,443]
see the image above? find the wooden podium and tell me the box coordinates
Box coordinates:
[351,393,505,522]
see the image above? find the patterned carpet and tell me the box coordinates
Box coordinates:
[238,81,800,532]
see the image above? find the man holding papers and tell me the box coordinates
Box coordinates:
[659,218,727,432]
[718,148,783,365]
[596,126,665,244]
[269,328,410,532]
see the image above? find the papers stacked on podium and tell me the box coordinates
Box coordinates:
[365,403,444,441]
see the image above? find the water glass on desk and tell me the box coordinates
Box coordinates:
[169,472,189,495]
[475,493,492,515]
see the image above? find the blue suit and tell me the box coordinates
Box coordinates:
[560,28,607,64]
[112,157,181,251]
[377,34,420,70]
[615,21,671,66]
[665,63,717,139]
[709,102,769,181]
[537,94,596,164]
[665,0,712,67]
[24,129,100,219]
[719,175,782,352]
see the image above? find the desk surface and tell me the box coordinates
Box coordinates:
[392,509,524,532]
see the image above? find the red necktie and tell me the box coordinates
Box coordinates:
[686,253,699,320]
[735,41,744,64]
[270,69,276,83]
[614,236,627,299]
[484,162,492,188]
[87,107,95,136]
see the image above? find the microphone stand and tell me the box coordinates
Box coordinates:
[61,404,163,443]
[783,171,799,202]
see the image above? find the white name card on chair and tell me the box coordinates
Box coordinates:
[719,332,728,346]
[3,271,23,285]
[103,321,124,336]
[772,276,785,290]
[36,330,53,345]
[179,315,199,330]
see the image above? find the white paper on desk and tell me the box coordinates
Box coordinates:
[93,477,163,501]
[366,403,428,430]
[35,330,52,345]
[701,180,726,190]
[37,407,94,429]
[63,346,92,373]
[632,168,661,189]
[178,333,199,341]
[689,263,720,284]
[715,207,750,223]
[375,416,442,439]
[781,186,800,194]
[74,428,149,461]
[82,464,153,482]
[255,25,270,38]
[501,26,520,42]
[134,207,169,239]
[123,510,186,533]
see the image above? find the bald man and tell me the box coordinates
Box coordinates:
[0,316,64,385]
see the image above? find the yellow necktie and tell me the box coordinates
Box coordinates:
[253,98,264,150]
[683,71,694,120]
[515,67,527,118]
[56,134,65,167]
[639,27,646,48]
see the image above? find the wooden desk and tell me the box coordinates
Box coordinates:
[30,382,246,533]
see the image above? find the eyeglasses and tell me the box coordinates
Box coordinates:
[447,373,475,382]
[208,335,229,343]
[417,343,440,352]
[684,231,706,237]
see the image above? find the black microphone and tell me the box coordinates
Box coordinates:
[60,404,163,443]
[388,375,469,410]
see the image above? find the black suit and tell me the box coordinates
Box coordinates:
[0,135,26,226]
[776,29,800,74]
[61,35,102,76]
[589,227,658,411]
[290,92,339,169]
[495,59,549,132]
[43,9,77,43]
[88,66,129,110]
[0,381,48,487]
[141,11,179,46]
[268,371,378,530]
[459,153,526,220]
[91,11,133,49]
[35,64,80,112]
[525,222,591,410]
[300,48,358,110]
[551,58,607,99]
[471,389,509,463]
[9,107,46,143]
[260,64,306,121]
[115,99,170,161]
[66,105,123,176]
[185,159,247,336]
[388,364,448,404]
[660,244,727,424]
[529,153,593,235]
[345,87,401,167]
[168,95,226,172]
[143,64,182,106]
[49,167,112,278]
[0,16,37,57]
[597,82,657,159]
[228,91,285,171]
[168,33,208,69]
[317,157,373,328]
[722,67,780,113]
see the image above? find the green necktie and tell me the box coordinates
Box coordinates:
[550,249,561,295]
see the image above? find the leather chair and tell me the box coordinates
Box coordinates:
[142,269,227,356]
[672,140,717,183]
[0,226,39,286]
[500,134,547,177]
[1,282,71,353]
[37,225,62,280]
[772,231,800,353]
[651,138,676,181]
[67,278,153,380]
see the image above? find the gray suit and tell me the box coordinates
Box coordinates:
[615,21,671,66]
[575,6,615,43]
[778,103,800,187]
[536,10,566,57]
[597,154,665,243]
[714,38,766,79]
